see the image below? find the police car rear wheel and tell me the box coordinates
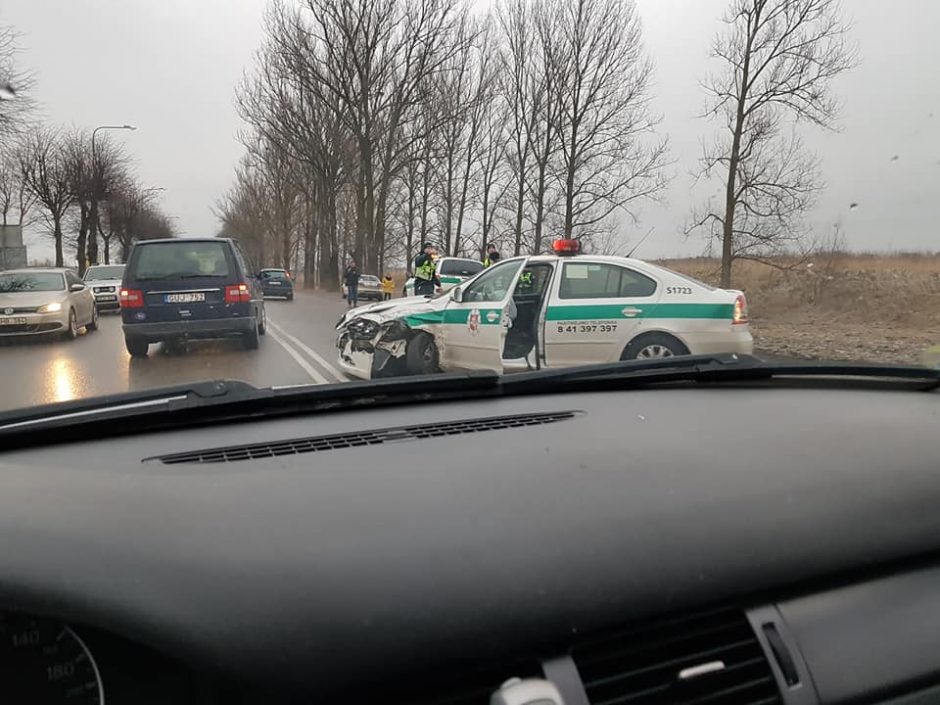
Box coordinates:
[622,333,688,361]
[406,333,439,375]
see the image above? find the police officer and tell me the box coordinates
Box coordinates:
[483,243,501,267]
[413,242,440,296]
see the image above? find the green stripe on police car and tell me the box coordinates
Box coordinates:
[545,303,734,321]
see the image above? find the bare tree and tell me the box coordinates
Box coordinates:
[63,130,129,274]
[19,127,74,266]
[496,0,538,256]
[0,21,35,143]
[549,0,667,249]
[0,140,34,225]
[694,0,856,287]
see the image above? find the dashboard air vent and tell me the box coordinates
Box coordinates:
[149,411,578,465]
[572,610,781,705]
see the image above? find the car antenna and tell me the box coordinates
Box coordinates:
[626,227,655,258]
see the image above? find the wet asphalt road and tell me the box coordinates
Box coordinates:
[0,290,353,412]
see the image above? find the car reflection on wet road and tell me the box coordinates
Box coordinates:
[0,292,349,412]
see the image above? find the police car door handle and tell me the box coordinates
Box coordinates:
[621,307,643,317]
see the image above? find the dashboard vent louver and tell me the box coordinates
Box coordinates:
[149,411,578,465]
[572,610,781,705]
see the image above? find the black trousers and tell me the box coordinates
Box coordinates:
[415,280,435,296]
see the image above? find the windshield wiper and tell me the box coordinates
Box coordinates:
[500,353,940,392]
[1,356,936,449]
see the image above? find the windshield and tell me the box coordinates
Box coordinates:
[131,242,232,280]
[0,273,65,293]
[0,0,935,412]
[83,266,125,281]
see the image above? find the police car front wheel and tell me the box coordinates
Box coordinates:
[406,333,439,375]
[621,333,688,361]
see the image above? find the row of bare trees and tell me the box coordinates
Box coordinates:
[1,18,176,274]
[0,127,178,274]
[219,0,855,288]
[218,0,668,287]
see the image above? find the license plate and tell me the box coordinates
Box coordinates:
[165,293,205,304]
[98,295,117,302]
[0,317,27,326]
[268,281,281,285]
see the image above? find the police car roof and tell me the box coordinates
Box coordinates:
[516,253,649,267]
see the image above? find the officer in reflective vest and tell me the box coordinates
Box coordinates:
[413,242,440,296]
[483,243,501,267]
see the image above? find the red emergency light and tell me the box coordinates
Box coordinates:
[551,238,581,255]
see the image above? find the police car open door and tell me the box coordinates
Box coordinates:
[439,258,527,372]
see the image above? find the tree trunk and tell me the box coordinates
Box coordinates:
[513,176,525,256]
[87,204,100,267]
[53,216,64,267]
[102,234,111,264]
[76,202,89,275]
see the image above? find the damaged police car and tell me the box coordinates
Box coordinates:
[336,241,753,379]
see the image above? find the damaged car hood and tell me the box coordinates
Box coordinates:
[339,295,446,327]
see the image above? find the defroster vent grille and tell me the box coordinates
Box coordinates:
[572,610,781,705]
[149,411,578,464]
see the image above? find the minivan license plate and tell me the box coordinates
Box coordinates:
[165,293,205,304]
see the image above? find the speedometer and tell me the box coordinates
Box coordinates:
[0,613,104,704]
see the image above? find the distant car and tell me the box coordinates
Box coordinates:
[0,268,98,340]
[358,274,383,301]
[403,257,484,297]
[120,238,266,358]
[342,274,384,302]
[258,268,294,300]
[83,264,126,312]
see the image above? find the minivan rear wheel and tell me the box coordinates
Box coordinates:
[125,336,149,358]
[243,324,260,350]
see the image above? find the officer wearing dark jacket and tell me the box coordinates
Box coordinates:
[413,242,440,296]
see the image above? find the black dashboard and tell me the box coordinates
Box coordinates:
[1,383,940,704]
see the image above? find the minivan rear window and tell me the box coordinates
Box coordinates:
[132,242,232,280]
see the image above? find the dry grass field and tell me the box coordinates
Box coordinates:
[658,254,940,364]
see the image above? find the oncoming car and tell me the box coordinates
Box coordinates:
[403,256,484,297]
[336,240,752,379]
[0,268,98,340]
[83,264,126,312]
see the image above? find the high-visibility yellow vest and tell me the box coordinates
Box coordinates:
[416,258,435,280]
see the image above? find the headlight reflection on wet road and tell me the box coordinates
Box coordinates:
[47,356,79,403]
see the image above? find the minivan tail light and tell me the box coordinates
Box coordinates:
[733,294,748,324]
[225,284,251,303]
[120,288,144,308]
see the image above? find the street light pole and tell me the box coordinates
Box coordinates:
[89,124,135,273]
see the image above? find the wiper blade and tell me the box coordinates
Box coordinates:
[0,379,261,434]
[501,353,940,391]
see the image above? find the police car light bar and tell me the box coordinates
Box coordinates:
[551,239,581,255]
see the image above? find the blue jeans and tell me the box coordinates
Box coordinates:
[346,285,358,305]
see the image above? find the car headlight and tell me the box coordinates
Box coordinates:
[346,317,380,340]
[37,302,62,313]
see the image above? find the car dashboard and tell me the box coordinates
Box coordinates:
[1,383,939,704]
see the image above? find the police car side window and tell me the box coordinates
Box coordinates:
[560,263,656,299]
[619,268,657,297]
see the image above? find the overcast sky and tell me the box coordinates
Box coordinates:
[4,0,939,260]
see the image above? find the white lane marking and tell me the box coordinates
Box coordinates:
[267,321,346,382]
[267,327,328,384]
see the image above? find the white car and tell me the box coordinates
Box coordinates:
[0,268,99,340]
[402,257,484,297]
[336,243,753,379]
[83,263,125,312]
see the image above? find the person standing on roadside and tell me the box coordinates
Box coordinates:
[483,243,501,267]
[382,274,394,300]
[344,260,361,308]
[413,242,440,296]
